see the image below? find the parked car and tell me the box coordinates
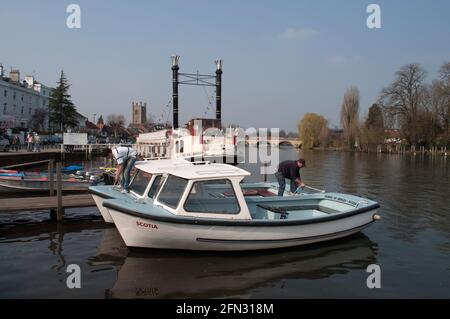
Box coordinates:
[49,136,63,145]
[0,136,10,152]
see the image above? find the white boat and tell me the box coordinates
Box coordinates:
[90,158,283,224]
[92,160,381,251]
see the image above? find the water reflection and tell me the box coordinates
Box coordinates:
[90,228,378,299]
[1,148,449,298]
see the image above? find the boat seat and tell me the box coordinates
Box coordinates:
[256,204,289,219]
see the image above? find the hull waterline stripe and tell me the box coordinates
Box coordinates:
[196,221,374,244]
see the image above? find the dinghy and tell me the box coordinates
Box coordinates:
[0,169,102,194]
[95,160,381,251]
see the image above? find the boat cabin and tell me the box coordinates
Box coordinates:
[128,159,252,220]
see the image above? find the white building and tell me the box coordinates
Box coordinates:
[0,64,53,130]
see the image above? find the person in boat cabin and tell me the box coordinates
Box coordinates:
[106,146,137,193]
[275,158,306,196]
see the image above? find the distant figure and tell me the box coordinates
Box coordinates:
[12,135,20,152]
[26,133,33,152]
[106,146,137,193]
[33,133,41,152]
[275,158,306,196]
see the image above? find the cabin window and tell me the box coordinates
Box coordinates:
[157,175,188,209]
[129,170,152,196]
[148,175,164,199]
[184,179,240,214]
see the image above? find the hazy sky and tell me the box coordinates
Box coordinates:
[1,0,449,131]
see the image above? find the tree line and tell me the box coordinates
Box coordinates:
[298,62,450,150]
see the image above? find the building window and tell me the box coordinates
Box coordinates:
[3,103,6,114]
[13,92,16,100]
[3,90,7,97]
[43,100,45,106]
[21,94,24,102]
[13,104,16,113]
[21,106,24,114]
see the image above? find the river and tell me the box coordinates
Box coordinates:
[0,148,449,298]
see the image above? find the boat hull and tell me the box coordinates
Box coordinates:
[92,194,114,223]
[107,207,377,251]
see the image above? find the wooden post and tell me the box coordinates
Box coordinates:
[56,161,63,221]
[262,161,268,182]
[48,160,55,196]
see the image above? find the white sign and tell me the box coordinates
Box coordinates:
[63,133,87,145]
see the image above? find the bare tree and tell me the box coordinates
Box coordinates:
[378,64,427,146]
[340,86,360,149]
[436,62,450,145]
[107,114,126,137]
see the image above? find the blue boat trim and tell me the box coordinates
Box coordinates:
[89,188,115,199]
[102,201,380,227]
[196,221,374,244]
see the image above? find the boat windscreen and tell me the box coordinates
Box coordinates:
[129,170,152,196]
[148,175,164,199]
[183,179,240,214]
[157,175,188,209]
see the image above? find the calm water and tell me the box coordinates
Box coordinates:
[1,149,449,298]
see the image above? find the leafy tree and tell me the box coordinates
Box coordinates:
[28,108,48,132]
[360,104,385,150]
[48,70,78,132]
[298,113,328,149]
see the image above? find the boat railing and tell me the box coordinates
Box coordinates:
[295,185,326,194]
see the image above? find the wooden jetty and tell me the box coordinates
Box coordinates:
[0,194,95,213]
[0,151,95,221]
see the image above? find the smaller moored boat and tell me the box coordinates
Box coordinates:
[0,169,100,194]
[93,160,381,251]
